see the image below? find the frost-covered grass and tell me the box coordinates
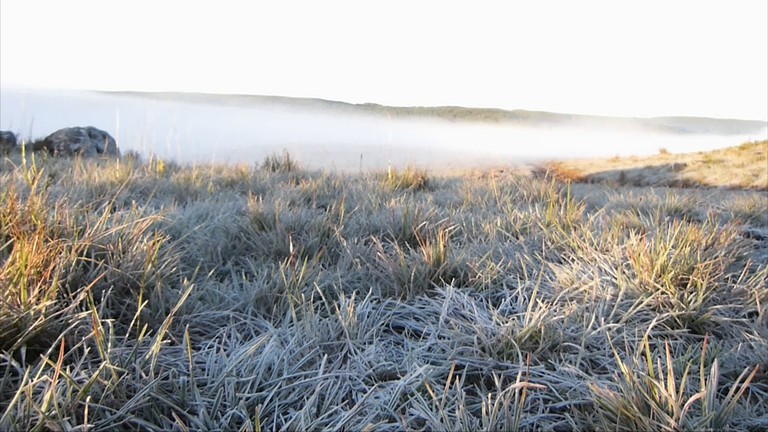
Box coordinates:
[1,147,767,431]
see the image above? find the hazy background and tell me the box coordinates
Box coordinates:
[1,1,766,170]
[2,1,767,120]
[2,88,765,171]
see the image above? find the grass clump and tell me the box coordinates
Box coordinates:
[1,146,767,430]
[590,336,760,431]
[261,149,299,173]
[383,165,431,191]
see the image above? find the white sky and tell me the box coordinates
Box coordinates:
[1,0,767,120]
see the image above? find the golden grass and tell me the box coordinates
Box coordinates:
[545,139,768,190]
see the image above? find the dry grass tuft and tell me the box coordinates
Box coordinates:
[383,165,431,191]
[540,162,588,183]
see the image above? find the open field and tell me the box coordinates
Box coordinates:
[1,145,767,430]
[545,140,768,190]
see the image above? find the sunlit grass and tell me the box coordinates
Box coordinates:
[546,139,768,190]
[383,165,431,191]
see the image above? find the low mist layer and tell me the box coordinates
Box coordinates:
[2,88,766,171]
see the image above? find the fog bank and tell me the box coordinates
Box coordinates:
[2,88,765,171]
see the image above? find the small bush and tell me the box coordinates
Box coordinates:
[542,162,586,183]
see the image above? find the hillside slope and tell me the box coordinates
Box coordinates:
[545,140,768,190]
[100,90,768,136]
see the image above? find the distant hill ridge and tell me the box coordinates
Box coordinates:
[99,90,768,136]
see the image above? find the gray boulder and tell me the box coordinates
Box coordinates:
[0,131,17,154]
[43,126,120,158]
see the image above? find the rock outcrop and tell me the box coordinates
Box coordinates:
[42,126,120,158]
[0,131,17,154]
